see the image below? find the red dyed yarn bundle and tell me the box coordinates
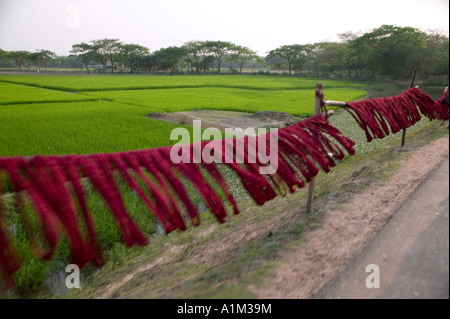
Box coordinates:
[0,114,356,284]
[345,87,449,142]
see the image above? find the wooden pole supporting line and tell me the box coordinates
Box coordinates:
[306,83,323,214]
[401,67,418,147]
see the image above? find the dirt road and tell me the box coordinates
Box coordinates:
[313,155,449,299]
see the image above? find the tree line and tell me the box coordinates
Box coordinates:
[0,25,448,80]
[69,39,267,75]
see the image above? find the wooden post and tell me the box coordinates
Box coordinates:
[401,67,418,147]
[306,83,323,214]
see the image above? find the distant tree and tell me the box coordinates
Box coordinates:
[265,54,285,70]
[251,56,268,72]
[138,54,157,73]
[227,45,258,74]
[28,50,56,70]
[92,39,122,72]
[54,56,68,68]
[267,44,309,75]
[337,31,362,43]
[119,44,149,73]
[337,32,363,77]
[41,50,56,69]
[308,42,348,75]
[422,30,449,76]
[184,41,204,73]
[203,41,233,73]
[7,51,30,71]
[0,49,7,63]
[350,25,426,78]
[153,46,187,73]
[70,42,98,73]
[199,55,216,73]
[291,47,309,75]
[28,51,40,68]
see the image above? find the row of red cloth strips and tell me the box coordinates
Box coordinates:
[0,114,356,285]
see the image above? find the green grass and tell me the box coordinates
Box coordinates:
[0,82,97,105]
[0,100,192,156]
[81,87,366,116]
[0,75,366,156]
[0,67,85,72]
[0,74,367,92]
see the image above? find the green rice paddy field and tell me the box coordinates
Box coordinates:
[0,74,367,91]
[0,74,367,157]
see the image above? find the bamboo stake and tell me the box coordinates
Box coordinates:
[323,100,347,107]
[306,83,323,214]
[401,67,418,147]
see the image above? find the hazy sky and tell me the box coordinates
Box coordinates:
[0,0,448,56]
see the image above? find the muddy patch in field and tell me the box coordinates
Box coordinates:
[147,110,302,131]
